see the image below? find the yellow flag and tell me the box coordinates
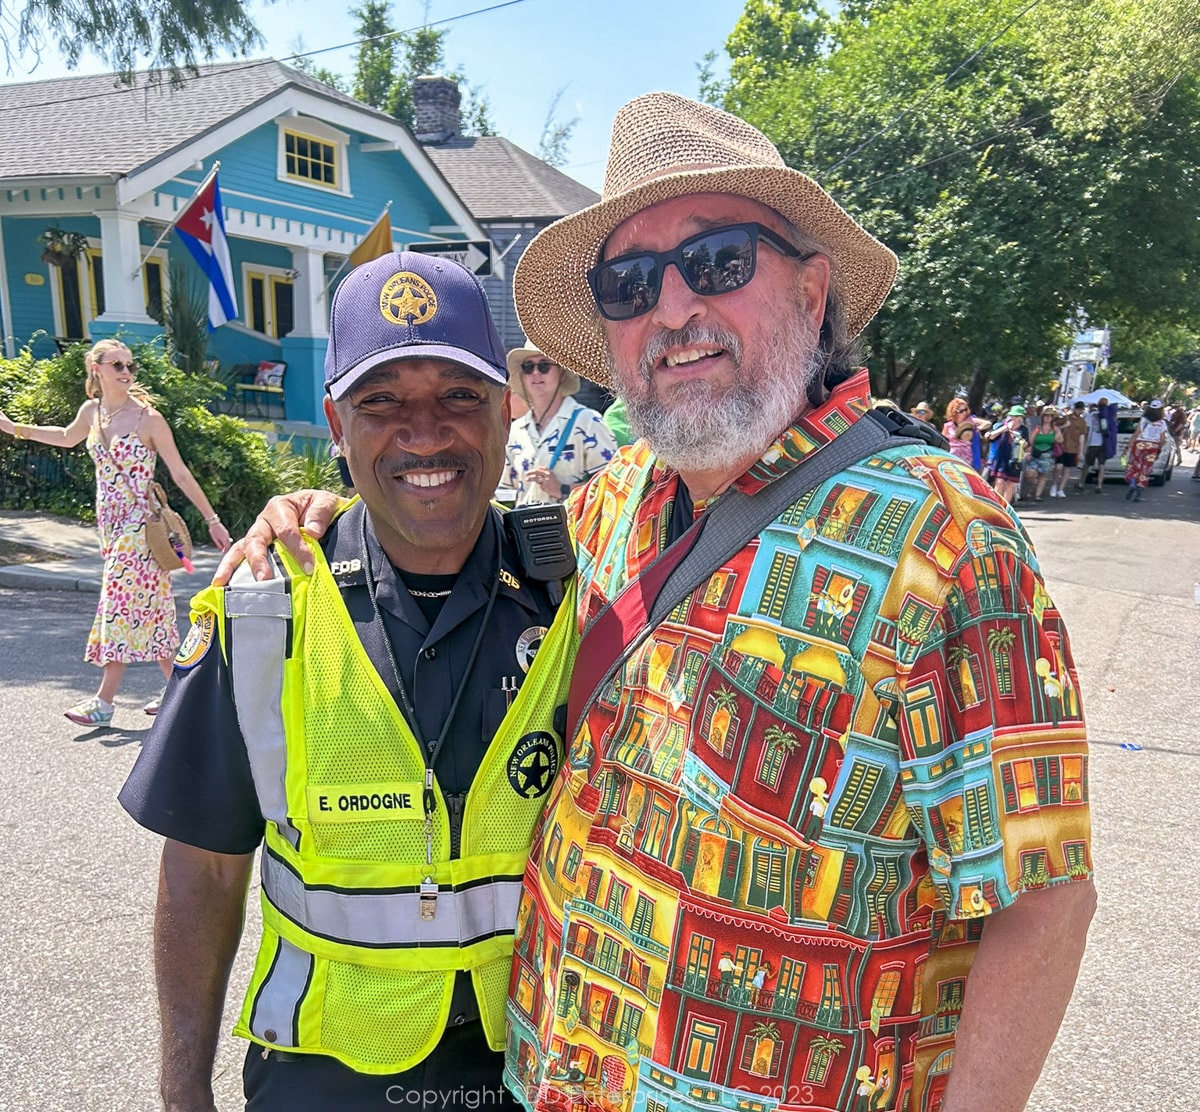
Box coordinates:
[349,210,393,268]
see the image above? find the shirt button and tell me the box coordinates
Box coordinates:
[424,647,437,660]
[264,1028,277,1042]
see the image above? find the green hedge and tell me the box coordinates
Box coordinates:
[0,340,339,536]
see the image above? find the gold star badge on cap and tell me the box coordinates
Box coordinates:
[379,271,438,326]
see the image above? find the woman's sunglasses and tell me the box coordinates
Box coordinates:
[521,360,557,375]
[99,359,137,372]
[587,222,816,322]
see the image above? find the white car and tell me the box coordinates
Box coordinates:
[1111,408,1177,485]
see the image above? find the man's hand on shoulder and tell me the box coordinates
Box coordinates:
[213,490,348,584]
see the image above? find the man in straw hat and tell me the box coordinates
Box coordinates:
[221,93,1094,1112]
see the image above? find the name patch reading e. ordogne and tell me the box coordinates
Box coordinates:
[307,781,425,822]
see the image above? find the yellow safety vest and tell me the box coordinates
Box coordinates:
[191,528,576,1075]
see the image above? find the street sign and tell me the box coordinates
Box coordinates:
[407,240,493,276]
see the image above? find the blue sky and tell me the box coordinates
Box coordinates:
[0,0,750,192]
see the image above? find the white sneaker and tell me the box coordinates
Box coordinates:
[144,687,167,716]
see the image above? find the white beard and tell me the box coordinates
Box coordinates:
[614,313,823,474]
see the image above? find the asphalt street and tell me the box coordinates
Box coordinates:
[0,464,1198,1111]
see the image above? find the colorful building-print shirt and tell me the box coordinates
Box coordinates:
[505,372,1092,1112]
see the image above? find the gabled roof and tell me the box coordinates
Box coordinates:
[0,59,375,180]
[422,136,598,222]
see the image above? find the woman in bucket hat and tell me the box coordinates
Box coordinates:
[502,341,615,506]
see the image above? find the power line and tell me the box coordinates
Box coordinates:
[0,0,525,116]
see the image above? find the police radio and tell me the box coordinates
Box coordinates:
[505,503,576,603]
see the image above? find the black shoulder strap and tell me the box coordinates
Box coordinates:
[568,410,932,739]
[649,409,916,629]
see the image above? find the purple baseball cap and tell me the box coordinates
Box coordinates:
[325,250,507,400]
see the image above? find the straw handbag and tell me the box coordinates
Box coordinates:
[144,481,193,572]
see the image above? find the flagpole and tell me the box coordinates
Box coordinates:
[321,200,392,302]
[130,162,220,281]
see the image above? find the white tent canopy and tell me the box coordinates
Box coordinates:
[1071,387,1135,407]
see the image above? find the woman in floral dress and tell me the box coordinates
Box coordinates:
[0,340,231,725]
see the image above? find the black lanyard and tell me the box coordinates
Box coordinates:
[359,511,499,918]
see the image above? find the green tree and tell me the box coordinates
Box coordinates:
[350,0,398,110]
[720,0,1200,410]
[288,38,349,93]
[537,87,580,168]
[10,0,262,82]
[343,3,494,135]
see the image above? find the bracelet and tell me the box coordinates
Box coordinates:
[12,423,24,440]
[204,513,221,526]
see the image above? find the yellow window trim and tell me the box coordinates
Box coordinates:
[283,127,339,189]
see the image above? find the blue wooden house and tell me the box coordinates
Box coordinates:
[0,60,499,428]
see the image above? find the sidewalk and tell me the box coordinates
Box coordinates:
[0,509,224,597]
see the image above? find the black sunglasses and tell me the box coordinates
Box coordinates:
[521,360,557,375]
[588,222,816,321]
[99,359,137,372]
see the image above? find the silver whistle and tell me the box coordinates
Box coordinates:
[420,877,438,921]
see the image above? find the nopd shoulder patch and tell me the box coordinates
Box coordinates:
[507,731,558,799]
[175,611,216,670]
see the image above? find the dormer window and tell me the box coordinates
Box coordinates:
[276,116,350,195]
[286,131,336,186]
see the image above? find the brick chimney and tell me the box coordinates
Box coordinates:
[413,75,461,143]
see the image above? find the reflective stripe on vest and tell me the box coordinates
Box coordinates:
[262,849,523,949]
[248,936,313,1046]
[226,566,299,849]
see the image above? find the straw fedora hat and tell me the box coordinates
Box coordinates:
[514,91,898,389]
[506,340,581,405]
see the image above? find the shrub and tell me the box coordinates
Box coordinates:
[0,339,291,535]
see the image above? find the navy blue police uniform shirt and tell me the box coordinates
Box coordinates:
[118,501,565,1103]
[120,499,565,852]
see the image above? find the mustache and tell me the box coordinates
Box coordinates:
[385,456,469,474]
[638,323,744,380]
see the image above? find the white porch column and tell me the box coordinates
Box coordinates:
[94,210,157,326]
[288,246,329,339]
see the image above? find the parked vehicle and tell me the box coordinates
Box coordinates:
[1115,408,1177,485]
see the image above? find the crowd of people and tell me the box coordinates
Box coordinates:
[900,393,1196,506]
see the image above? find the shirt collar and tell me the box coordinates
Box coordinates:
[645,369,874,503]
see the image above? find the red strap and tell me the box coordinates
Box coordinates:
[565,520,704,741]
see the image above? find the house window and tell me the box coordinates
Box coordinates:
[563,843,582,882]
[598,936,622,975]
[143,256,165,323]
[747,839,787,911]
[546,825,563,879]
[51,240,106,340]
[286,130,337,185]
[682,1019,721,1080]
[244,266,295,339]
[615,1002,644,1048]
[814,964,843,1027]
[871,969,902,1025]
[630,893,655,939]
[684,934,713,987]
[276,116,350,194]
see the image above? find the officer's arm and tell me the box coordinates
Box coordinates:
[155,838,254,1112]
[214,489,347,584]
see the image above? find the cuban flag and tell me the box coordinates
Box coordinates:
[174,167,238,330]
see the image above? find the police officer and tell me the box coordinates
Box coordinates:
[119,252,576,1111]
